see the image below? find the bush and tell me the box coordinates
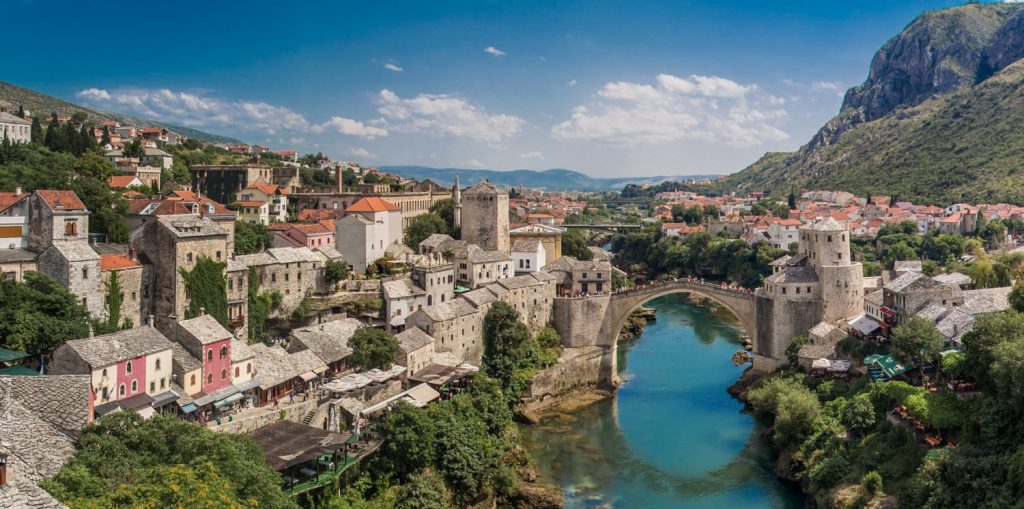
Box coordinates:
[862,470,883,496]
[809,455,851,492]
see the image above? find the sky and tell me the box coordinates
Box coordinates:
[2,0,986,177]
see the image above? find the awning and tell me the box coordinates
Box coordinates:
[151,390,179,408]
[0,347,29,363]
[234,379,261,392]
[180,402,198,413]
[0,365,37,376]
[299,371,317,382]
[848,315,882,335]
[192,385,241,407]
[214,392,245,408]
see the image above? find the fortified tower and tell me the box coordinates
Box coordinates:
[753,217,863,371]
[460,181,510,253]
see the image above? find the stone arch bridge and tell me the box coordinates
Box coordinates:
[596,279,757,383]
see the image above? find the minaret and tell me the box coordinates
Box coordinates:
[452,172,462,229]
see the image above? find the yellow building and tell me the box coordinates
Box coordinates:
[509,223,563,267]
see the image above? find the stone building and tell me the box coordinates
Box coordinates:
[99,253,146,328]
[419,233,457,256]
[453,244,512,289]
[171,314,235,395]
[512,240,545,274]
[287,318,361,375]
[544,257,612,297]
[0,111,31,143]
[126,191,238,254]
[882,272,955,324]
[290,189,448,230]
[235,247,327,315]
[411,255,455,306]
[28,190,103,316]
[754,217,864,371]
[130,214,230,332]
[459,181,510,253]
[335,197,402,275]
[395,326,435,376]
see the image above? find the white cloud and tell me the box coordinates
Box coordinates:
[348,147,376,159]
[75,86,385,139]
[520,151,544,160]
[567,80,577,87]
[375,89,525,141]
[552,73,788,147]
[811,81,846,98]
[459,159,487,168]
[484,46,506,57]
[312,117,388,139]
[384,63,404,72]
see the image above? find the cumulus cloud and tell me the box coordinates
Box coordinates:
[484,46,506,57]
[551,73,788,147]
[375,89,525,141]
[384,63,403,72]
[348,147,376,159]
[75,86,386,139]
[567,80,577,87]
[520,151,544,159]
[312,117,388,139]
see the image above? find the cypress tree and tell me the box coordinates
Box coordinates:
[30,117,42,144]
[16,105,24,118]
[44,113,60,152]
[79,123,96,154]
[100,127,111,147]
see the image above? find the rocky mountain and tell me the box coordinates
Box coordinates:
[725,3,1024,204]
[381,166,720,191]
[0,81,242,145]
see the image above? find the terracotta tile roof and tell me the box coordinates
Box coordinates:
[236,201,266,207]
[245,183,286,195]
[0,192,28,213]
[108,175,140,188]
[291,223,332,235]
[100,253,140,271]
[36,190,86,211]
[346,196,400,213]
[297,208,344,221]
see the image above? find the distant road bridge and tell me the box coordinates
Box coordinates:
[560,223,643,235]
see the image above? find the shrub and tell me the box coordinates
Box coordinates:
[862,470,883,496]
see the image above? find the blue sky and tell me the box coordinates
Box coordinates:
[3,0,978,177]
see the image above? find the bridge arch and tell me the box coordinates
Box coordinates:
[597,281,758,383]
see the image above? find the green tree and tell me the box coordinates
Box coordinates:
[44,113,62,152]
[123,138,144,158]
[891,316,945,369]
[787,188,797,209]
[404,213,448,250]
[104,270,122,330]
[0,271,92,355]
[842,393,877,436]
[349,327,398,370]
[773,384,820,447]
[1010,282,1024,313]
[429,198,458,236]
[561,230,593,260]
[234,221,271,255]
[862,470,883,497]
[396,472,449,509]
[380,400,437,479]
[247,267,281,342]
[785,335,810,368]
[179,257,229,326]
[325,259,349,285]
[30,116,43,144]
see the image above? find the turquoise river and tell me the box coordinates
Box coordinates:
[520,294,805,508]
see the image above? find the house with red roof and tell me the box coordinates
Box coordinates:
[336,197,403,274]
[108,175,144,189]
[236,183,289,224]
[100,252,144,327]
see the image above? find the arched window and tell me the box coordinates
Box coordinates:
[207,373,213,385]
[220,369,227,380]
[130,380,138,393]
[154,358,161,371]
[427,295,433,306]
[190,374,196,386]
[207,349,213,361]
[246,363,252,374]
[65,221,77,236]
[118,384,125,396]
[101,368,107,378]
[220,345,228,358]
[125,360,132,374]
[235,367,240,378]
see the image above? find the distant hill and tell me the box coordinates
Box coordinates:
[0,81,243,145]
[380,166,720,191]
[723,3,1024,204]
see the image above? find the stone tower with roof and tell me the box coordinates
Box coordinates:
[753,217,863,371]
[460,181,509,253]
[28,190,104,316]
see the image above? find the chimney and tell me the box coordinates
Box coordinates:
[336,166,343,193]
[128,248,137,262]
[88,323,94,338]
[147,314,154,327]
[199,307,206,316]
[14,187,21,196]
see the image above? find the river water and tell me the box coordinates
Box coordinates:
[520,294,805,508]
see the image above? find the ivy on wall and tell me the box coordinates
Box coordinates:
[179,257,228,326]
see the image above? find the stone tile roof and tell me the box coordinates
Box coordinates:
[530,271,558,283]
[49,242,99,262]
[0,111,31,125]
[802,216,845,231]
[765,265,819,284]
[462,287,498,307]
[934,272,971,287]
[865,289,884,306]
[937,310,974,343]
[315,246,343,260]
[509,223,565,236]
[156,214,226,238]
[61,326,172,369]
[960,287,1012,315]
[769,255,792,266]
[498,274,544,290]
[464,181,501,195]
[171,342,201,372]
[0,398,76,483]
[543,256,609,272]
[419,233,455,251]
[883,271,934,293]
[231,338,256,362]
[808,321,841,340]
[893,260,923,273]
[0,249,37,263]
[915,303,950,323]
[0,479,68,509]
[511,240,542,252]
[288,318,361,365]
[383,278,425,299]
[798,342,836,360]
[0,375,93,435]
[176,315,232,345]
[467,249,512,264]
[235,252,276,266]
[251,344,328,390]
[420,298,478,321]
[267,247,323,264]
[396,326,434,354]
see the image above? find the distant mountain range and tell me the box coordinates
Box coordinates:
[0,81,243,145]
[724,3,1024,204]
[379,166,720,191]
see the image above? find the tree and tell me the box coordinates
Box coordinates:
[42,413,295,509]
[234,221,271,255]
[785,335,810,368]
[773,383,820,447]
[535,326,561,349]
[179,257,229,326]
[891,316,945,371]
[104,270,123,329]
[482,302,535,399]
[123,138,144,158]
[787,188,797,210]
[561,230,593,260]
[429,198,458,236]
[44,113,61,152]
[380,401,437,479]
[325,259,349,285]
[397,472,450,509]
[0,271,92,355]
[1010,282,1024,313]
[842,393,877,436]
[941,351,966,380]
[30,116,42,144]
[349,327,398,370]
[404,212,448,250]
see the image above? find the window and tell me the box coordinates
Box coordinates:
[160,378,166,389]
[782,287,787,295]
[207,373,213,384]
[228,279,233,290]
[221,369,227,380]
[187,252,193,262]
[796,287,801,294]
[285,273,290,282]
[190,374,196,386]
[155,358,161,371]
[101,368,107,378]
[235,367,240,378]
[220,345,228,358]
[207,349,213,361]
[271,273,277,282]
[247,363,252,373]
[150,381,155,393]
[65,221,78,236]
[125,360,132,374]
[81,267,88,280]
[119,384,126,396]
[216,251,222,259]
[131,380,138,393]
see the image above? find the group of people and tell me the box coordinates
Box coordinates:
[613,275,755,295]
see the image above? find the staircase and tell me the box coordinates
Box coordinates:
[868,365,887,383]
[301,410,316,425]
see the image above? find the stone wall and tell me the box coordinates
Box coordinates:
[211,398,318,434]
[524,346,605,411]
[552,295,610,347]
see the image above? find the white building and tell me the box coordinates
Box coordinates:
[335,197,402,274]
[766,218,802,250]
[511,239,545,274]
[0,112,31,144]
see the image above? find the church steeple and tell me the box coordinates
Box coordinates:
[452,171,462,229]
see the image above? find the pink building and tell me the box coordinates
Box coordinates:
[284,221,335,249]
[173,314,234,394]
[116,354,147,400]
